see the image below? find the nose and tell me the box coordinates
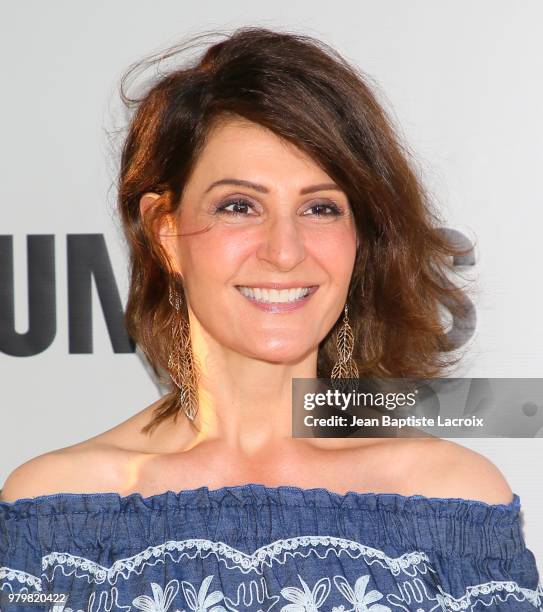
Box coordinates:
[256,213,307,271]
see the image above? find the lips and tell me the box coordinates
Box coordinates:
[236,286,313,304]
[235,282,318,290]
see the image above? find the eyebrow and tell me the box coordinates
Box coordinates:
[203,178,343,195]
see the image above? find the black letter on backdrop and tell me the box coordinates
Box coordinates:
[0,235,56,356]
[67,234,135,354]
[438,228,477,349]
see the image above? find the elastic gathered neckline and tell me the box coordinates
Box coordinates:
[0,483,527,559]
[0,481,521,518]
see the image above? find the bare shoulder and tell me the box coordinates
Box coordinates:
[0,398,171,504]
[0,443,126,503]
[397,438,514,505]
[1,450,84,503]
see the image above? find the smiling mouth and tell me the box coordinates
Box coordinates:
[235,286,318,304]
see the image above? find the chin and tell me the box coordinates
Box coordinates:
[246,340,314,365]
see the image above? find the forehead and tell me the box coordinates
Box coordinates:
[190,116,326,179]
[203,116,291,151]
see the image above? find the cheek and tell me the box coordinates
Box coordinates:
[179,228,253,278]
[309,227,357,280]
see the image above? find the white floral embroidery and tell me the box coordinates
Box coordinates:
[132,580,179,612]
[40,537,432,584]
[222,576,281,610]
[280,575,330,611]
[334,574,391,611]
[181,575,227,612]
[0,566,42,591]
[1,537,542,611]
[48,604,85,612]
[386,576,435,610]
[435,580,543,611]
[45,588,121,612]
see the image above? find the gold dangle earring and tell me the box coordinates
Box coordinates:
[167,284,200,421]
[331,303,359,379]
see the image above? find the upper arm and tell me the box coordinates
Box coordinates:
[410,439,514,505]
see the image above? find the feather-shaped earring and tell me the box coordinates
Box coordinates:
[331,303,359,379]
[168,284,200,421]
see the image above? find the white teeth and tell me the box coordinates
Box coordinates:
[237,286,311,303]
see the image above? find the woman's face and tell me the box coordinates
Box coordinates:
[159,117,358,364]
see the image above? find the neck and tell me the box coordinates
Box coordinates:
[179,314,318,457]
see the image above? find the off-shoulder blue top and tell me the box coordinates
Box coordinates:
[0,483,542,612]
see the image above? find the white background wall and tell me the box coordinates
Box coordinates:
[1,0,541,574]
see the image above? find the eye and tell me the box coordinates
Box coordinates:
[214,198,345,218]
[302,202,343,217]
[215,198,257,216]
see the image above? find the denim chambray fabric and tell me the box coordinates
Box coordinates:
[0,483,542,612]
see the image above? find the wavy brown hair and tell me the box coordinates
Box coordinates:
[115,26,474,436]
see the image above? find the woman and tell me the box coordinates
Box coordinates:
[1,27,541,612]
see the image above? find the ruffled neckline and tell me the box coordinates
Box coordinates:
[0,481,521,519]
[0,483,526,559]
